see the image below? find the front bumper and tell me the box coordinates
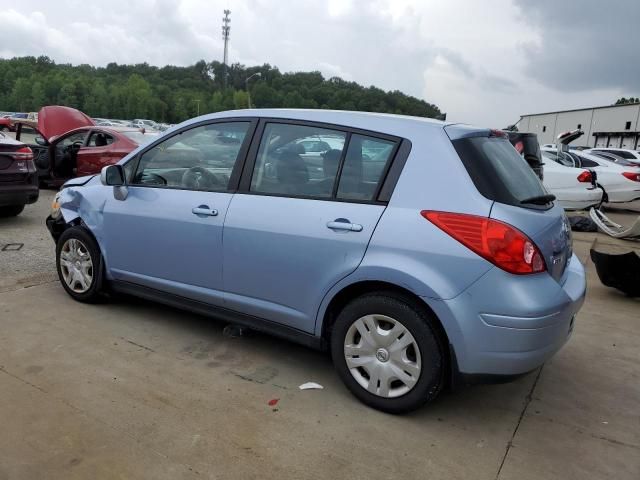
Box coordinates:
[46,214,67,243]
[427,253,586,379]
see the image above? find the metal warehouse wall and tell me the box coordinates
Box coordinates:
[519,103,640,147]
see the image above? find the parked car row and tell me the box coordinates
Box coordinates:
[93,117,172,132]
[512,129,640,211]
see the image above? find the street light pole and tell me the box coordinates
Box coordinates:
[245,72,261,109]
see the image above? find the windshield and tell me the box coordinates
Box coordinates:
[453,136,549,207]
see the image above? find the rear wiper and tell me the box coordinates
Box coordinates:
[520,194,556,205]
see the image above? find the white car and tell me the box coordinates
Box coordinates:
[586,148,640,164]
[542,148,640,206]
[540,151,602,210]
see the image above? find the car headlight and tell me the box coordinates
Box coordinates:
[50,193,62,219]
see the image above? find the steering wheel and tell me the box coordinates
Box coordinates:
[181,166,223,190]
[140,172,167,185]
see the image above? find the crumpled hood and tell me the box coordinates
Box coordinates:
[38,106,95,141]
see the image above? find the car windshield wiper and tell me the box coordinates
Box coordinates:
[520,194,556,205]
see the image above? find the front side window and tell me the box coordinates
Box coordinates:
[250,123,347,198]
[59,131,88,148]
[131,122,250,191]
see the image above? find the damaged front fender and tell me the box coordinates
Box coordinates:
[51,175,109,251]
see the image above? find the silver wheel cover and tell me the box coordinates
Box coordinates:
[59,238,94,294]
[344,314,422,398]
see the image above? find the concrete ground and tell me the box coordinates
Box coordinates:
[0,193,638,479]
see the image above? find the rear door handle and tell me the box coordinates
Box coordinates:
[192,205,218,217]
[327,219,363,232]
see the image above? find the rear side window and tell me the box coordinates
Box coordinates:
[337,135,395,201]
[604,150,635,159]
[453,137,547,207]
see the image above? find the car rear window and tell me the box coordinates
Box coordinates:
[453,136,548,207]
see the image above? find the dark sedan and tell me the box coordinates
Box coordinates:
[0,132,38,217]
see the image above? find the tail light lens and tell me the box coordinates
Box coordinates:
[421,211,547,275]
[9,146,33,161]
[577,171,592,183]
[622,172,640,182]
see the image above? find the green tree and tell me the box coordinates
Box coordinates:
[30,82,46,110]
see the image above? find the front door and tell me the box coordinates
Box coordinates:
[223,121,398,333]
[101,120,254,305]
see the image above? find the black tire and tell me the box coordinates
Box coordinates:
[0,205,25,217]
[331,292,445,414]
[55,226,105,303]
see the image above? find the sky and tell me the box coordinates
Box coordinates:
[0,0,638,126]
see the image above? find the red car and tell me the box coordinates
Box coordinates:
[14,106,157,187]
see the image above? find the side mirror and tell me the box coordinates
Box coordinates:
[101,164,125,186]
[35,136,47,146]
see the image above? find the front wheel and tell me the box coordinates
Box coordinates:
[56,226,104,303]
[331,292,445,413]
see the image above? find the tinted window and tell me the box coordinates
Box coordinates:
[250,123,346,198]
[337,135,394,201]
[132,122,250,191]
[603,149,635,159]
[453,136,548,207]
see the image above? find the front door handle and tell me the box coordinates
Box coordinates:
[192,205,218,217]
[327,219,363,232]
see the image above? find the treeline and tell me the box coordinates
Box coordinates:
[614,97,640,105]
[0,56,442,123]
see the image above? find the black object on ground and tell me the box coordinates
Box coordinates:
[590,248,640,297]
[569,216,598,232]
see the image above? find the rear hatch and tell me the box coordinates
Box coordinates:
[445,125,572,282]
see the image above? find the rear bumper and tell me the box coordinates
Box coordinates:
[426,253,586,379]
[0,183,39,207]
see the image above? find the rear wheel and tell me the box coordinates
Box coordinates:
[0,205,25,217]
[56,226,104,303]
[331,292,445,413]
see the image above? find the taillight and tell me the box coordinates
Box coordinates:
[622,172,640,182]
[577,171,592,183]
[421,211,547,275]
[10,146,33,161]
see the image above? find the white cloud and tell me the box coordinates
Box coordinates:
[0,0,636,126]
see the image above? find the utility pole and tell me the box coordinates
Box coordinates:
[222,9,231,89]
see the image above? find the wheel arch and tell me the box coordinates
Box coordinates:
[319,280,451,355]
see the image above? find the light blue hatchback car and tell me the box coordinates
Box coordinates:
[47,109,586,412]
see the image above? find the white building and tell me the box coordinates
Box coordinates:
[518,103,640,149]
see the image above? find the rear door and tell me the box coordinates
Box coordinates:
[222,120,399,333]
[76,129,116,176]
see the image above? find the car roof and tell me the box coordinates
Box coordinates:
[176,109,452,140]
